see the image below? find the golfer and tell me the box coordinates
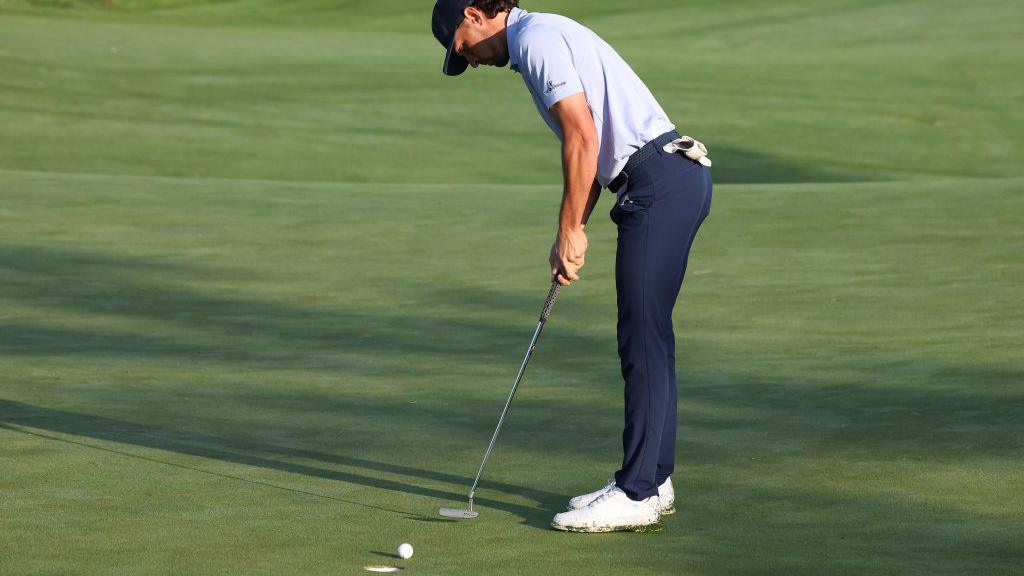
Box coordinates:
[432,0,712,532]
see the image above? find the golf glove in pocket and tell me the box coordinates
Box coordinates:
[663,136,712,167]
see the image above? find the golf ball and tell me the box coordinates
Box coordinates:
[397,543,413,560]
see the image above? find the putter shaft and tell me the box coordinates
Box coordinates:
[466,279,561,506]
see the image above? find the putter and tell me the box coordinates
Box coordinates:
[439,278,563,519]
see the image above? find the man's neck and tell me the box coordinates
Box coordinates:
[499,10,511,61]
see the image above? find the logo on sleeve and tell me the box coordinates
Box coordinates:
[544,79,567,94]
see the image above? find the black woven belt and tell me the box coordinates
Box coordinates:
[607,130,680,195]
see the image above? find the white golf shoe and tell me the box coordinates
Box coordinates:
[567,477,675,515]
[551,486,661,533]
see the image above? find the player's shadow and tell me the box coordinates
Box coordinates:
[0,399,563,529]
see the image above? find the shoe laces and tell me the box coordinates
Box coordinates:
[595,485,659,508]
[591,485,627,505]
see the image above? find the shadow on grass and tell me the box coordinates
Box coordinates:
[2,242,1021,462]
[0,243,609,374]
[2,242,1023,558]
[704,145,880,185]
[3,389,1021,571]
[0,399,562,530]
[369,550,401,559]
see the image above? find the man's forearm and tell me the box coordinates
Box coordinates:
[559,133,600,232]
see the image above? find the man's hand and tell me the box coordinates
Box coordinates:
[550,225,588,286]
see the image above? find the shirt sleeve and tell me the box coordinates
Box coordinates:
[518,27,585,110]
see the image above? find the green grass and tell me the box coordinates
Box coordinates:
[1,0,1022,574]
[1,0,1021,184]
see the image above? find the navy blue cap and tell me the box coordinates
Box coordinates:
[432,0,472,76]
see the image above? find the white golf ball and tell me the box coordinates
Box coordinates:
[397,543,413,560]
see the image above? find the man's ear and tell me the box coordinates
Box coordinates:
[462,6,485,25]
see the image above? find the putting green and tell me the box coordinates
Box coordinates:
[1,1,1022,574]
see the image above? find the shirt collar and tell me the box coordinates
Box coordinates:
[506,7,526,73]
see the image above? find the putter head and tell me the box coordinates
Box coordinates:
[438,507,479,519]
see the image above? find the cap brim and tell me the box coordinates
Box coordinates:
[443,40,468,76]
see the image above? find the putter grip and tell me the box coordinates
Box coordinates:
[539,279,561,323]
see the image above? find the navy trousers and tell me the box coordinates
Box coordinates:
[609,145,712,501]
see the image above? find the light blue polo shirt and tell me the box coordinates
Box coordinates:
[506,7,675,188]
